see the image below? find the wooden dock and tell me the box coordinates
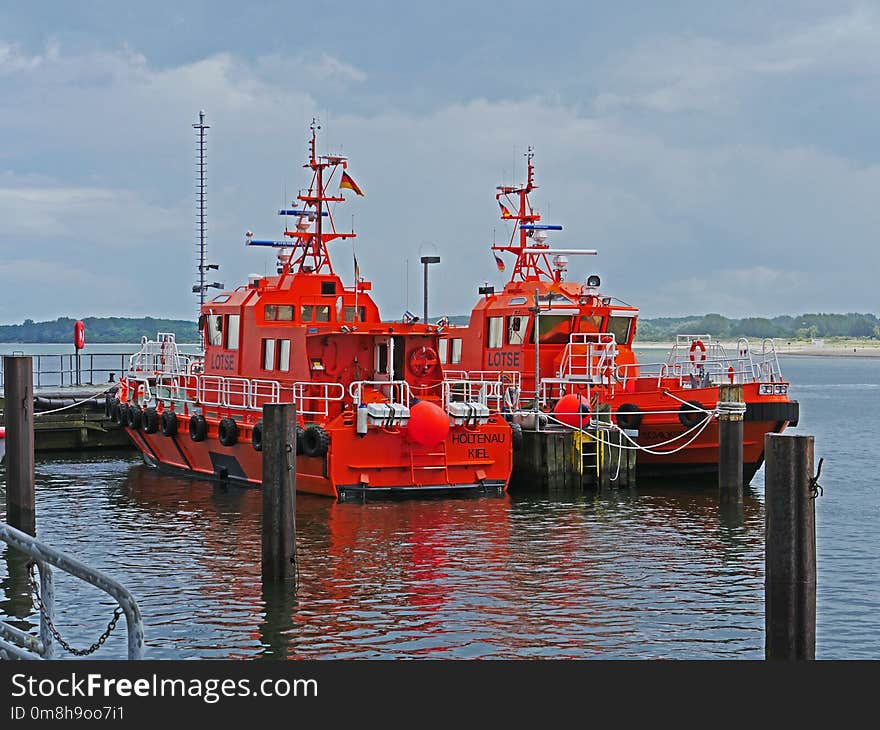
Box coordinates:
[0,385,130,452]
[511,405,637,491]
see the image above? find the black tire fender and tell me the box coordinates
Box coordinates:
[218,417,239,447]
[301,424,329,457]
[161,410,178,437]
[678,401,705,429]
[251,419,263,451]
[143,407,160,434]
[615,403,643,431]
[189,414,208,442]
[510,422,523,451]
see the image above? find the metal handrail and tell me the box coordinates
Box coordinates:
[349,380,411,407]
[0,521,144,660]
[292,381,346,417]
[0,353,131,391]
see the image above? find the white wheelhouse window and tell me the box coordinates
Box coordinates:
[488,317,504,348]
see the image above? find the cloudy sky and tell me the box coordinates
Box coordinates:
[1,1,878,324]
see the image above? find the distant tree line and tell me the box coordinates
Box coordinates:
[1,312,877,344]
[634,312,880,341]
[0,317,199,343]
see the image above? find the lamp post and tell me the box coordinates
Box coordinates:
[420,255,440,325]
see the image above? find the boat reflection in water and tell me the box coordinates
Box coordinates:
[108,460,764,659]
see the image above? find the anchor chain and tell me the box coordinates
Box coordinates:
[809,457,824,499]
[28,562,123,657]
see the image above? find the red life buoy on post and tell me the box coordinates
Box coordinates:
[689,339,707,364]
[73,320,85,350]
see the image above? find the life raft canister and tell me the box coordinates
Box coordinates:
[689,339,707,364]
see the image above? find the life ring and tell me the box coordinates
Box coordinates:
[73,320,85,350]
[126,405,143,430]
[615,403,643,430]
[678,400,706,429]
[143,407,160,434]
[509,422,523,451]
[689,339,707,364]
[302,424,330,457]
[189,414,208,442]
[218,418,239,447]
[161,410,178,436]
[251,419,263,451]
[408,346,439,377]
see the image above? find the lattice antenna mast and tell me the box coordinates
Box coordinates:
[193,110,210,309]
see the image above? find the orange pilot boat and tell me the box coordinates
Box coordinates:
[441,149,798,483]
[112,124,513,498]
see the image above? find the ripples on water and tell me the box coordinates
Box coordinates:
[0,355,877,659]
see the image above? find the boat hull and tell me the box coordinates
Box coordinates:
[607,383,797,483]
[124,413,513,499]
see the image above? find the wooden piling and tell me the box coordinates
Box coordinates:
[718,383,744,502]
[3,356,35,535]
[261,403,297,583]
[764,433,816,660]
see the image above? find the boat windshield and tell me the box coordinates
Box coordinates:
[533,314,573,344]
[607,315,634,344]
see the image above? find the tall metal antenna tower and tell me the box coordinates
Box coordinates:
[193,110,210,310]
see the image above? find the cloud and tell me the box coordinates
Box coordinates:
[593,5,880,115]
[0,17,878,326]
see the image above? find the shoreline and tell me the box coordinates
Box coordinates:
[635,341,880,358]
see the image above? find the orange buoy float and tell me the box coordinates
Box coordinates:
[553,393,591,428]
[407,399,449,446]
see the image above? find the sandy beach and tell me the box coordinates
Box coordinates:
[635,340,880,358]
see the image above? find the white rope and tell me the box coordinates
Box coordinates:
[662,388,714,412]
[540,408,718,456]
[613,412,716,455]
[716,400,747,417]
[33,389,115,417]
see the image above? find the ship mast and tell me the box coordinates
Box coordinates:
[491,148,563,282]
[278,119,355,275]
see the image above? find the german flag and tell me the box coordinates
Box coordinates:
[340,171,364,196]
[499,201,513,218]
[494,252,505,272]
